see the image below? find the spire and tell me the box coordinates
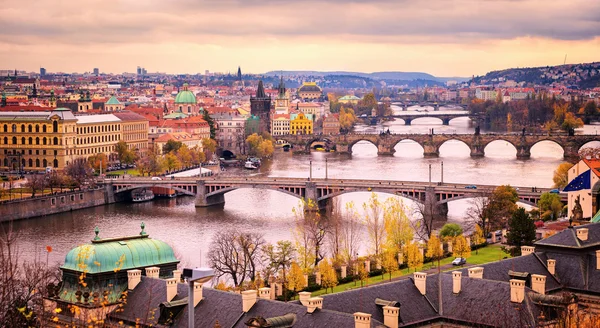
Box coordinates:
[256,80,266,98]
[237,66,242,81]
[278,76,286,97]
[1,91,6,107]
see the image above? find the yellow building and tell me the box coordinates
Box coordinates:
[0,109,148,172]
[113,112,149,151]
[298,82,322,100]
[290,112,313,135]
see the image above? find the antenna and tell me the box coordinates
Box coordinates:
[563,54,567,65]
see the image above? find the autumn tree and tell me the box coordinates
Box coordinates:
[538,192,563,221]
[426,234,443,264]
[326,198,344,266]
[87,153,108,173]
[246,133,274,158]
[356,261,369,287]
[363,193,385,259]
[162,139,183,154]
[136,150,164,176]
[287,262,305,293]
[25,174,45,197]
[452,235,471,259]
[115,140,137,165]
[318,259,338,293]
[65,160,92,187]
[381,250,397,281]
[293,199,328,271]
[340,202,362,264]
[483,185,519,231]
[465,194,492,236]
[262,241,295,301]
[338,106,357,131]
[552,163,572,189]
[405,242,423,272]
[175,145,193,168]
[472,225,486,254]
[383,197,413,254]
[202,138,218,161]
[506,208,536,255]
[163,152,181,172]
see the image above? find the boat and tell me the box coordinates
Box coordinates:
[132,189,155,202]
[248,157,261,167]
[244,161,258,170]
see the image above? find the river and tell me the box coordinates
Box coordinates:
[5,105,600,268]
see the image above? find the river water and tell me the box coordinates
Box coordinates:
[6,105,600,268]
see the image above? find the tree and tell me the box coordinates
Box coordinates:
[381,250,397,281]
[203,111,216,139]
[452,235,471,259]
[340,202,362,264]
[115,141,136,164]
[88,153,108,173]
[506,208,537,255]
[163,153,181,172]
[136,150,164,176]
[293,199,328,270]
[162,140,183,154]
[465,194,492,236]
[483,185,519,230]
[202,138,218,160]
[338,107,357,131]
[175,145,193,168]
[246,133,274,158]
[65,161,92,188]
[552,163,572,189]
[25,174,45,197]
[561,112,584,131]
[439,223,463,240]
[356,260,369,287]
[326,198,344,266]
[207,230,266,287]
[426,234,443,261]
[363,193,385,259]
[538,192,563,221]
[580,101,598,123]
[472,225,486,254]
[383,197,413,253]
[286,262,305,293]
[318,259,338,293]
[405,242,423,272]
[262,241,295,301]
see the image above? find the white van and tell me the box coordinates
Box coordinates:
[45,167,53,174]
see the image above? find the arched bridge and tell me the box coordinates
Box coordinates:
[104,177,564,221]
[278,133,600,160]
[390,112,472,125]
[392,101,468,111]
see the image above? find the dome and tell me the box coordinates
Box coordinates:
[174,83,196,104]
[61,234,179,274]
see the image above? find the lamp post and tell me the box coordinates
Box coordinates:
[428,164,432,186]
[183,267,214,328]
[309,160,312,181]
[325,158,328,180]
[441,161,444,184]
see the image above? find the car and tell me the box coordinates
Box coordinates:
[452,257,467,266]
[465,185,477,189]
[549,189,560,194]
[151,177,162,181]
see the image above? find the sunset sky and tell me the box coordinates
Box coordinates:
[1,0,599,77]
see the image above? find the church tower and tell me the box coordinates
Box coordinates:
[78,90,93,112]
[250,80,272,134]
[274,76,289,114]
[48,89,57,108]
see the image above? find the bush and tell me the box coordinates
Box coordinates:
[471,242,488,251]
[302,283,322,293]
[338,275,355,284]
[368,269,383,277]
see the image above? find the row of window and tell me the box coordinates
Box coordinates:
[124,123,147,131]
[77,124,120,134]
[4,149,56,156]
[2,136,59,146]
[3,122,58,134]
[50,193,85,205]
[76,134,119,145]
[2,157,59,168]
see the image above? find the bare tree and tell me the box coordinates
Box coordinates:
[24,174,45,197]
[363,193,385,258]
[207,230,265,288]
[293,199,328,270]
[326,198,343,264]
[465,193,492,236]
[341,202,362,264]
[411,200,444,241]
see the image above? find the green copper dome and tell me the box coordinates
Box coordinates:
[61,234,179,274]
[105,95,121,105]
[174,84,196,104]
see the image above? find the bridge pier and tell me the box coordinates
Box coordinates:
[336,144,351,155]
[470,142,485,158]
[104,182,115,204]
[423,137,439,157]
[377,144,396,156]
[404,118,412,126]
[564,144,580,162]
[434,104,439,111]
[442,118,450,125]
[516,146,531,160]
[423,187,448,222]
[195,181,225,207]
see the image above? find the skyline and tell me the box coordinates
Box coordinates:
[1,0,600,77]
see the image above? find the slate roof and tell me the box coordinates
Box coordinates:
[112,111,147,122]
[535,223,600,249]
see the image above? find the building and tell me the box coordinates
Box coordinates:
[154,132,204,153]
[564,159,600,220]
[338,95,361,105]
[274,77,289,115]
[322,113,340,135]
[297,82,322,100]
[271,114,290,136]
[104,96,124,111]
[173,84,199,115]
[0,109,148,172]
[212,112,246,155]
[77,90,93,112]
[40,67,46,77]
[245,115,261,137]
[250,81,272,134]
[93,68,99,76]
[290,112,313,135]
[293,102,323,121]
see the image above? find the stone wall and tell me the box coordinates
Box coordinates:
[0,188,115,222]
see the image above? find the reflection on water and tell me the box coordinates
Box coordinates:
[6,108,600,267]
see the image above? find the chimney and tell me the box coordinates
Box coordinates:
[354,312,371,328]
[597,250,600,270]
[306,297,323,314]
[510,279,525,303]
[383,306,400,328]
[258,287,271,300]
[172,270,182,282]
[145,266,160,279]
[521,246,535,256]
[299,291,311,306]
[468,267,484,279]
[242,290,257,312]
[193,282,203,307]
[413,272,427,295]
[531,274,546,295]
[547,259,556,275]
[452,271,462,294]
[166,278,177,302]
[127,269,142,290]
[577,228,589,241]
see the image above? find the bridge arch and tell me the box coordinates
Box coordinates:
[482,139,518,157]
[438,138,471,157]
[391,138,425,155]
[206,185,305,201]
[317,189,424,205]
[530,139,565,158]
[408,116,444,125]
[446,116,472,124]
[578,140,600,152]
[348,138,379,153]
[305,137,335,152]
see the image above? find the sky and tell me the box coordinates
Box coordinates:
[1,0,599,77]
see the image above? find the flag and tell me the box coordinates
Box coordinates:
[563,170,591,192]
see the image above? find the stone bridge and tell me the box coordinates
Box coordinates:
[392,101,468,111]
[104,177,565,221]
[390,112,472,125]
[277,133,600,160]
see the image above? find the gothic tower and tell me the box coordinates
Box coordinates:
[250,80,272,134]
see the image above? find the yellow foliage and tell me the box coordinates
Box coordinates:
[472,225,486,246]
[406,242,423,271]
[452,235,471,259]
[426,234,443,260]
[318,259,338,293]
[287,262,306,292]
[383,198,413,253]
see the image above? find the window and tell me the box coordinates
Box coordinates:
[28,125,32,133]
[28,159,32,167]
[36,137,39,145]
[35,159,40,167]
[2,137,6,144]
[79,194,83,200]
[52,121,58,133]
[21,124,25,132]
[28,137,32,145]
[43,159,47,167]
[43,137,47,145]
[53,137,58,145]
[42,125,47,133]
[60,196,65,204]
[12,124,16,133]
[3,125,7,133]
[70,195,75,201]
[35,125,39,133]
[51,198,56,205]
[12,137,16,144]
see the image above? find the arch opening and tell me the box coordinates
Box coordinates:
[483,140,517,158]
[393,139,424,158]
[439,139,470,157]
[409,117,444,125]
[530,140,564,159]
[349,140,377,156]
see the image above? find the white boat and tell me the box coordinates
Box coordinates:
[132,189,155,202]
[244,161,258,170]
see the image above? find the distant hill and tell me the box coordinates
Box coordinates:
[263,70,468,83]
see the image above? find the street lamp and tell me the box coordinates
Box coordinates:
[325,158,328,180]
[183,267,214,328]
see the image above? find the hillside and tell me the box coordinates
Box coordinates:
[263,70,468,83]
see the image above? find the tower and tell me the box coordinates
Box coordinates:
[237,66,242,81]
[274,76,289,114]
[78,90,93,112]
[48,89,57,108]
[250,80,272,134]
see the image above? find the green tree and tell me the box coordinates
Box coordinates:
[439,223,463,240]
[506,208,537,255]
[552,162,572,189]
[262,241,296,301]
[405,242,423,272]
[162,140,183,154]
[203,111,216,139]
[580,101,598,123]
[483,185,519,230]
[538,192,563,221]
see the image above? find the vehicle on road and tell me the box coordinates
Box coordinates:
[452,257,467,266]
[549,189,560,194]
[151,177,162,181]
[465,185,477,189]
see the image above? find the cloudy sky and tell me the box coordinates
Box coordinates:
[1,0,599,77]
